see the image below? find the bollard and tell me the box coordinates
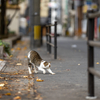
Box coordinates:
[34,25,41,47]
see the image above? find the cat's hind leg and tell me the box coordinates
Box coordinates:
[28,63,33,74]
[32,63,38,73]
[47,68,55,75]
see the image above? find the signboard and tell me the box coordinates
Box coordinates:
[91,3,98,10]
[86,0,92,5]
[83,5,88,13]
[65,0,68,15]
[40,0,49,17]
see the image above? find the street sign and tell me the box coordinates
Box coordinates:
[86,0,92,5]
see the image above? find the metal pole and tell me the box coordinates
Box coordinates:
[41,26,43,46]
[87,15,95,97]
[29,0,41,48]
[49,26,51,54]
[46,27,49,51]
[29,0,34,49]
[54,21,57,59]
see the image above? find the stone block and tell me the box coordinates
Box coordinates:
[0,46,3,59]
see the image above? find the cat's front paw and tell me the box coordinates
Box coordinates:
[51,73,55,75]
[29,72,32,75]
[43,72,46,74]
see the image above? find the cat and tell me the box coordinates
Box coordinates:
[27,50,55,75]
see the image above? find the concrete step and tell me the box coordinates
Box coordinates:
[0,46,3,58]
[0,35,21,57]
[2,35,21,48]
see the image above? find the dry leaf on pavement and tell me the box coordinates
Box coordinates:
[78,64,80,65]
[0,94,2,99]
[96,62,99,64]
[5,93,11,96]
[16,47,21,50]
[11,48,14,51]
[35,94,43,100]
[10,55,13,57]
[25,56,27,58]
[16,63,22,66]
[0,59,4,61]
[0,83,5,87]
[0,77,4,79]
[23,47,27,50]
[36,78,44,82]
[23,76,28,78]
[14,96,21,100]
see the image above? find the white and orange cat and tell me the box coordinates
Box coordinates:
[28,50,55,75]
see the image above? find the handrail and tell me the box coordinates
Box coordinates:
[87,11,100,99]
[87,11,100,18]
[88,68,100,78]
[88,41,100,47]
[45,21,57,59]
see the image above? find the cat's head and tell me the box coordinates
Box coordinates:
[42,61,51,68]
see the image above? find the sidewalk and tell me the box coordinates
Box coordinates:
[33,36,100,100]
[0,36,100,100]
[0,37,35,100]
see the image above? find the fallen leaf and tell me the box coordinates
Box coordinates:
[23,47,27,50]
[14,73,19,75]
[14,96,21,100]
[0,59,4,61]
[9,62,14,64]
[0,77,4,79]
[23,76,28,78]
[0,87,3,90]
[16,47,21,50]
[5,93,11,96]
[25,56,27,58]
[10,55,13,57]
[36,78,44,82]
[96,62,99,64]
[11,48,14,51]
[0,95,2,99]
[0,83,5,87]
[16,63,22,66]
[35,94,42,100]
[16,79,20,82]
[18,91,21,94]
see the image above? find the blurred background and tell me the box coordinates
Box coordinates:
[0,0,100,40]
